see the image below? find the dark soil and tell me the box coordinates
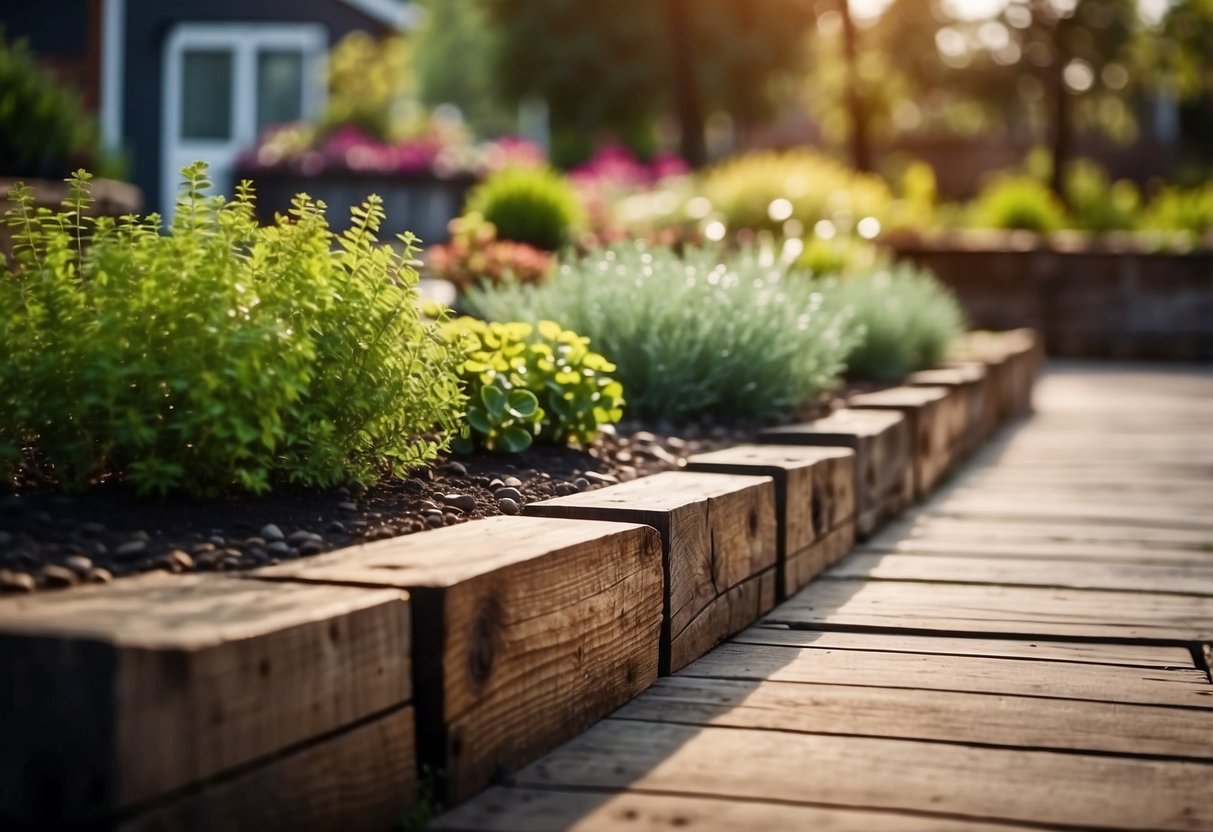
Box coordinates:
[0,421,763,593]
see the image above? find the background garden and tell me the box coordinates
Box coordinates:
[0,0,1210,588]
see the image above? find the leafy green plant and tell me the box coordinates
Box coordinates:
[820,265,965,381]
[1063,159,1141,233]
[795,235,882,276]
[0,31,102,178]
[969,174,1068,233]
[444,318,624,452]
[698,149,895,236]
[1,163,465,495]
[464,166,585,251]
[1140,182,1213,237]
[464,244,859,423]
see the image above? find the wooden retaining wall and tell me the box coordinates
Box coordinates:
[0,330,1039,829]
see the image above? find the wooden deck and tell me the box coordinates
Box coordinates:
[433,361,1213,832]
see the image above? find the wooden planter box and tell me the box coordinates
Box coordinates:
[236,167,476,244]
[525,472,778,675]
[759,409,912,539]
[685,445,855,599]
[252,515,663,805]
[951,329,1041,426]
[906,362,989,458]
[0,575,415,830]
[848,386,955,500]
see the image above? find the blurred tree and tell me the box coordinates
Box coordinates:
[481,0,814,166]
[413,0,516,136]
[1156,0,1213,160]
[324,31,417,140]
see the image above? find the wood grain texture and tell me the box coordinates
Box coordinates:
[524,472,777,674]
[121,706,416,832]
[679,642,1213,707]
[733,626,1197,668]
[827,551,1213,595]
[0,574,410,823]
[767,577,1213,642]
[848,385,954,499]
[909,361,991,452]
[253,515,664,804]
[510,720,1213,830]
[685,444,855,598]
[759,409,912,538]
[613,676,1213,759]
[432,787,1029,832]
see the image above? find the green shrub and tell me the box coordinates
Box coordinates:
[969,175,1068,233]
[464,166,585,251]
[795,235,882,276]
[821,266,965,381]
[1,164,465,495]
[0,31,99,178]
[1063,159,1140,233]
[464,244,859,423]
[1140,182,1213,237]
[443,318,624,452]
[698,149,895,236]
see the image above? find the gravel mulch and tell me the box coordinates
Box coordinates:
[0,421,762,594]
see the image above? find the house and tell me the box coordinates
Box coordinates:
[2,0,414,214]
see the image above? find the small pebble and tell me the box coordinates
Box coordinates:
[554,482,579,497]
[425,514,444,529]
[41,564,78,588]
[338,501,358,512]
[192,542,216,556]
[131,530,151,543]
[443,513,460,526]
[259,523,285,542]
[503,476,523,488]
[299,540,324,556]
[194,553,218,571]
[615,450,633,464]
[442,493,477,514]
[573,477,591,492]
[114,539,149,561]
[336,486,351,499]
[498,497,520,515]
[583,471,618,486]
[666,436,688,450]
[326,520,348,535]
[63,555,93,578]
[208,535,226,547]
[267,541,293,558]
[442,460,468,477]
[493,486,524,503]
[80,521,106,538]
[489,478,505,489]
[287,530,321,546]
[88,567,113,584]
[165,549,194,572]
[243,537,267,550]
[0,570,35,593]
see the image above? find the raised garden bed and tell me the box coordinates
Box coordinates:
[0,330,1039,829]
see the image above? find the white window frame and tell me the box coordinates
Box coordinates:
[161,23,327,217]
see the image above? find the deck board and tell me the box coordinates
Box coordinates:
[432,360,1213,831]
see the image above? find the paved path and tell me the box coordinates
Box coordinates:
[434,361,1213,832]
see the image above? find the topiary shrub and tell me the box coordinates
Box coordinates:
[464,166,585,251]
[465,244,859,423]
[0,163,466,495]
[969,174,1068,233]
[822,265,966,381]
[443,317,624,453]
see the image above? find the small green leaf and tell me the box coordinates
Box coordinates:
[506,388,539,418]
[481,384,507,416]
[499,424,533,453]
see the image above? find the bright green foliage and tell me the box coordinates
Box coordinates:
[969,175,1068,233]
[444,318,624,453]
[1063,160,1141,232]
[795,236,882,276]
[1140,182,1213,237]
[821,266,965,381]
[465,166,585,251]
[465,244,859,424]
[0,31,100,178]
[698,150,895,236]
[0,163,465,495]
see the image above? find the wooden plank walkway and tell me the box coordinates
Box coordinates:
[433,361,1213,832]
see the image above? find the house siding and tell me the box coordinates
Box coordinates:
[122,0,392,214]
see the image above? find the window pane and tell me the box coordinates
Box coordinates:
[257,50,304,132]
[180,50,233,140]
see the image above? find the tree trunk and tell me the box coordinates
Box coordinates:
[665,0,707,167]
[1048,20,1072,201]
[840,0,872,173]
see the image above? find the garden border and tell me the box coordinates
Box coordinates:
[0,329,1039,830]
